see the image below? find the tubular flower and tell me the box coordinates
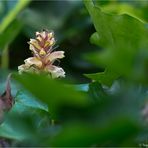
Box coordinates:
[18,30,65,78]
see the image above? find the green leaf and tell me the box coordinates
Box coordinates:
[13,73,88,117]
[0,114,35,141]
[50,118,140,147]
[0,105,42,141]
[84,0,148,84]
[15,90,48,112]
[88,81,107,100]
[0,91,51,141]
[85,69,119,86]
[100,3,145,23]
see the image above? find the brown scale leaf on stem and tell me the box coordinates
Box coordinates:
[0,74,14,124]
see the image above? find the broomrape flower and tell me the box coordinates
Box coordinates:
[18,30,65,78]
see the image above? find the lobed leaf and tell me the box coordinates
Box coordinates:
[84,0,148,85]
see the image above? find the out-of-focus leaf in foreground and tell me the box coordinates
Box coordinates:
[49,81,146,147]
[50,118,140,147]
[13,73,88,117]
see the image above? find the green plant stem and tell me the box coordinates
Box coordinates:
[1,45,9,69]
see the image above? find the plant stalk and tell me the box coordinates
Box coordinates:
[1,45,9,69]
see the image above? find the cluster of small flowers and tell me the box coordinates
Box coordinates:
[18,30,65,78]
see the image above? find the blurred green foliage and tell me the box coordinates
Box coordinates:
[0,0,30,49]
[84,0,148,85]
[0,0,148,147]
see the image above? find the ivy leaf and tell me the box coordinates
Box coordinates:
[100,3,145,23]
[84,0,148,85]
[15,90,48,112]
[85,69,119,86]
[0,90,51,142]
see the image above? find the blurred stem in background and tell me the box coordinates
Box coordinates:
[1,44,9,69]
[0,0,31,70]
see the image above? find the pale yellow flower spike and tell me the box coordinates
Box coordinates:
[18,30,65,78]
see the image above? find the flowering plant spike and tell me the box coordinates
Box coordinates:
[18,30,65,78]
